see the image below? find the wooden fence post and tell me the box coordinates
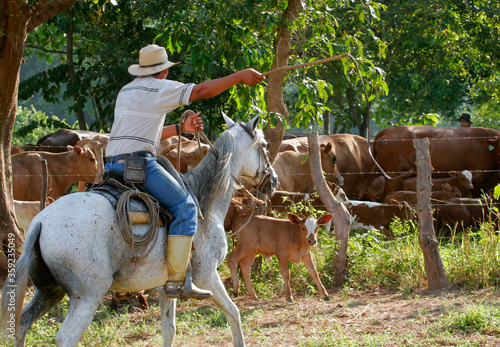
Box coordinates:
[414,138,451,289]
[308,133,351,287]
[40,159,48,210]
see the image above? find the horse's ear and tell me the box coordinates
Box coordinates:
[222,112,235,128]
[248,114,260,131]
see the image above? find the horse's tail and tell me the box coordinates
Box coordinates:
[0,222,41,344]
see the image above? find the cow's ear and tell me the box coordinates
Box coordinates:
[449,171,458,177]
[317,214,333,225]
[481,138,496,151]
[222,112,235,128]
[248,114,260,131]
[321,142,332,155]
[287,213,301,224]
[74,145,82,155]
[442,183,451,191]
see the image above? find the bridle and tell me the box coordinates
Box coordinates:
[235,121,275,193]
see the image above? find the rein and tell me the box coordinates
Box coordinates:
[235,121,275,193]
[175,113,273,238]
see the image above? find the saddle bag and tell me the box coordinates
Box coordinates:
[124,156,147,183]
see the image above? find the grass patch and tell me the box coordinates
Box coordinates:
[441,303,500,335]
[8,192,500,346]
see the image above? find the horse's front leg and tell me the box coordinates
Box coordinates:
[195,268,246,347]
[159,293,177,347]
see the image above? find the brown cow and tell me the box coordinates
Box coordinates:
[333,185,416,237]
[273,142,344,193]
[402,170,476,196]
[227,213,333,302]
[384,183,462,205]
[36,128,101,152]
[224,197,254,232]
[372,126,500,196]
[345,202,415,237]
[76,133,110,156]
[279,134,378,199]
[11,146,25,155]
[162,141,210,173]
[360,174,410,203]
[14,198,54,233]
[279,137,308,153]
[157,135,194,157]
[12,145,98,201]
[268,185,415,238]
[435,197,500,235]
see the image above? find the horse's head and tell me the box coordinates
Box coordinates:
[223,114,278,196]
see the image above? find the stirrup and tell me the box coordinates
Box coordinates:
[163,265,213,300]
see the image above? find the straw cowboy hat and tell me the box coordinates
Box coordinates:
[457,113,472,123]
[128,44,179,76]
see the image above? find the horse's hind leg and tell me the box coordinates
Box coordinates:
[16,286,66,346]
[54,290,108,347]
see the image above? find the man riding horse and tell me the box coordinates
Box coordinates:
[105,44,265,299]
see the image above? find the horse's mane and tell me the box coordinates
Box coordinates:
[186,125,263,220]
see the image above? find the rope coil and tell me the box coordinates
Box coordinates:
[116,189,161,263]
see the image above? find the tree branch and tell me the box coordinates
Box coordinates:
[27,0,78,32]
[25,44,66,54]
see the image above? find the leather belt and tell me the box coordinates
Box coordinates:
[105,151,154,164]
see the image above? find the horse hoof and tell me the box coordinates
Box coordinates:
[324,296,330,301]
[232,292,238,298]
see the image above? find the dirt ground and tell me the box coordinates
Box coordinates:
[119,287,500,347]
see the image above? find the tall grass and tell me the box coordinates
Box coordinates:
[15,193,500,345]
[232,197,500,298]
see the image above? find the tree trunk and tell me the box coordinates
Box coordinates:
[323,109,330,135]
[265,0,302,164]
[0,2,29,276]
[0,0,78,278]
[67,16,87,130]
[414,138,451,290]
[308,133,351,287]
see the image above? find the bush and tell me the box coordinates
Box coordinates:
[12,106,73,146]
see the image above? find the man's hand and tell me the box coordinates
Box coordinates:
[238,68,265,85]
[182,112,204,132]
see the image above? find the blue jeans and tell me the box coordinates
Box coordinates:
[104,157,197,236]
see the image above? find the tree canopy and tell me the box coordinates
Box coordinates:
[16,0,500,140]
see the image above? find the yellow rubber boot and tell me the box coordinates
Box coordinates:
[164,235,212,300]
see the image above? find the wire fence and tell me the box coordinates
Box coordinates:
[11,133,500,236]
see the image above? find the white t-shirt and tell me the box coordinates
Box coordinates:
[106,76,195,157]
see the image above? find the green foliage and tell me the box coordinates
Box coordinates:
[377,0,500,126]
[12,106,73,146]
[269,191,323,219]
[443,304,500,334]
[441,227,500,289]
[18,0,500,138]
[346,227,426,292]
[283,0,388,136]
[157,0,277,132]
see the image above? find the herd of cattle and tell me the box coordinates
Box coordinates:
[10,125,500,301]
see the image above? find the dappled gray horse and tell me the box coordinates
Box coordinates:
[1,114,277,347]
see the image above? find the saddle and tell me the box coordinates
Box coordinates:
[86,155,199,227]
[86,170,174,227]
